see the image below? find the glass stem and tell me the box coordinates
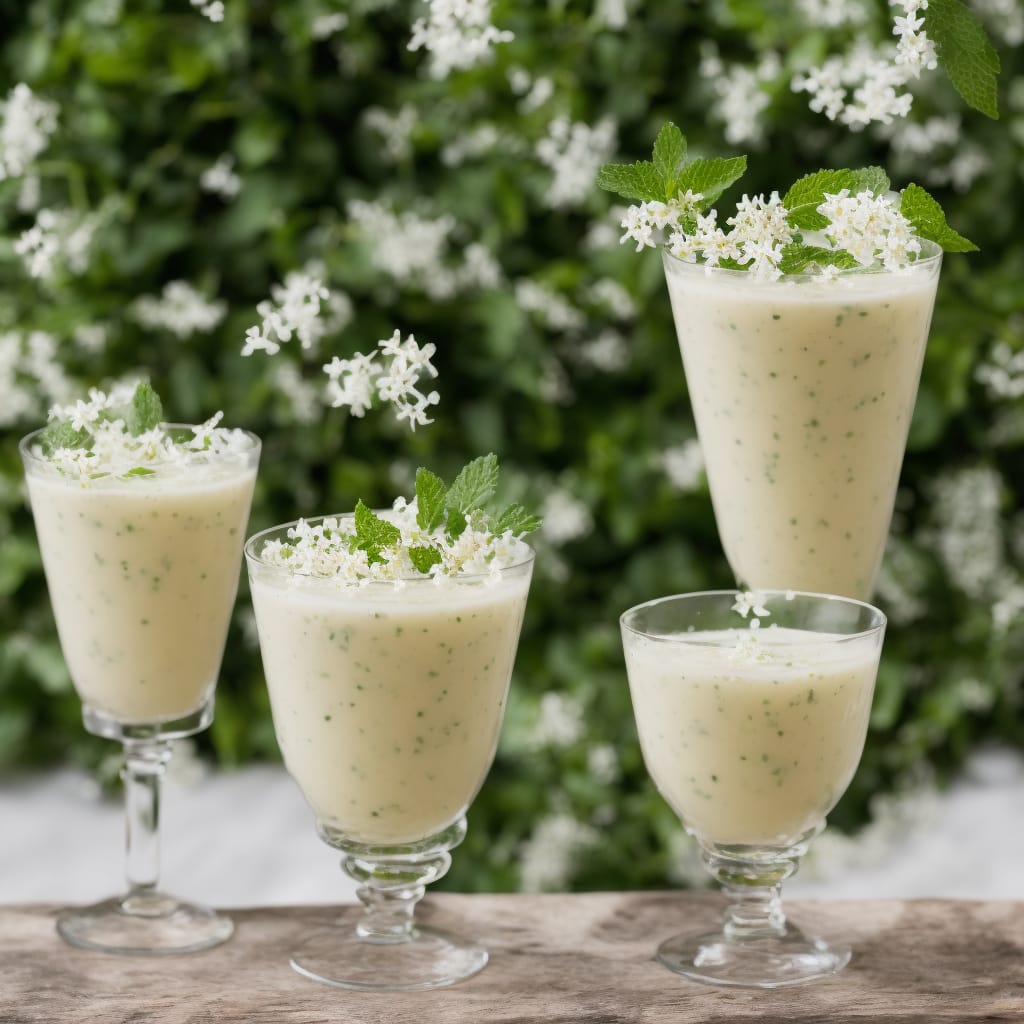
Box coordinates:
[342,849,453,944]
[121,739,173,908]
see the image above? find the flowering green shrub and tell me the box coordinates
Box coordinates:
[1,0,1021,892]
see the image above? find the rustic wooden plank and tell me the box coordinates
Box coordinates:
[1,894,1022,1023]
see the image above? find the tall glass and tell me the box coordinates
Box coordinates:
[662,245,941,599]
[20,426,260,955]
[621,590,885,988]
[245,517,534,991]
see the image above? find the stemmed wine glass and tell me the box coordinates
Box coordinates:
[21,425,260,954]
[245,516,534,990]
[620,589,885,987]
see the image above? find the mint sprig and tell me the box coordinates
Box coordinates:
[597,122,747,208]
[353,499,402,565]
[123,381,164,436]
[900,182,979,252]
[928,0,1001,120]
[778,246,860,276]
[783,167,890,231]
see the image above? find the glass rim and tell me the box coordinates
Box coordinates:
[619,589,886,646]
[661,236,943,282]
[18,422,262,468]
[244,512,536,584]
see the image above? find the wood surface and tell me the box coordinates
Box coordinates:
[1,893,1022,1023]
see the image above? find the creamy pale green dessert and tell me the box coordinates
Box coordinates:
[624,625,881,845]
[25,464,257,723]
[249,568,531,844]
[664,250,940,599]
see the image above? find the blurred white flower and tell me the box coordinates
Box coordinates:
[796,0,869,27]
[364,105,418,163]
[242,272,331,356]
[519,813,599,892]
[875,536,928,625]
[408,0,514,78]
[536,116,617,209]
[531,692,585,749]
[441,124,505,166]
[200,154,242,198]
[15,208,96,281]
[660,440,705,491]
[311,12,349,39]
[271,362,320,425]
[17,172,40,213]
[976,341,1024,402]
[576,329,629,373]
[594,0,634,29]
[971,0,1024,44]
[587,743,620,784]
[700,46,780,146]
[540,489,593,545]
[73,324,109,354]
[190,0,224,22]
[0,330,72,428]
[586,278,635,320]
[132,281,227,339]
[515,280,585,333]
[0,84,58,181]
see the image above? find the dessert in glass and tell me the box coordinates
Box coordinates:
[621,589,885,988]
[663,242,941,599]
[20,387,259,955]
[245,504,534,991]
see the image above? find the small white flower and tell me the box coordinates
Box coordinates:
[732,590,770,619]
[310,12,348,39]
[0,84,58,181]
[132,281,227,339]
[408,0,514,78]
[200,154,241,198]
[536,116,618,209]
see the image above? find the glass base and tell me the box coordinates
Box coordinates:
[290,925,488,991]
[657,923,850,989]
[57,893,234,956]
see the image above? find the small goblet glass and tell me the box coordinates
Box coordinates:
[620,589,885,988]
[245,516,534,991]
[21,425,260,955]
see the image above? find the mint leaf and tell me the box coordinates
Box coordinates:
[353,499,402,564]
[783,168,889,231]
[38,421,90,456]
[675,156,747,207]
[778,245,860,276]
[652,123,687,196]
[447,507,468,540]
[493,503,543,536]
[900,183,979,252]
[596,160,665,202]
[927,0,1001,120]
[415,468,447,532]
[409,545,442,574]
[124,467,156,477]
[124,382,164,436]
[446,453,499,514]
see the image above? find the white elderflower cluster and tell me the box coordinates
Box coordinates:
[792,2,937,129]
[619,191,704,252]
[593,0,634,30]
[0,330,72,428]
[242,272,331,356]
[586,278,635,320]
[731,590,770,619]
[575,329,629,373]
[15,208,97,281]
[659,439,705,492]
[535,116,617,209]
[875,535,929,624]
[131,281,227,339]
[200,154,241,198]
[311,12,348,40]
[363,105,418,163]
[190,0,224,22]
[971,0,1024,45]
[519,813,599,892]
[818,189,920,269]
[669,192,794,280]
[796,0,869,27]
[407,0,514,79]
[0,84,58,181]
[441,124,508,167]
[508,69,555,114]
[257,503,530,584]
[515,280,585,334]
[539,488,593,545]
[699,47,781,146]
[976,341,1024,402]
[323,329,440,431]
[17,173,41,213]
[530,692,585,750]
[270,363,321,425]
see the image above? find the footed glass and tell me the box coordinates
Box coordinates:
[245,518,534,990]
[621,590,885,988]
[21,426,260,955]
[662,244,942,600]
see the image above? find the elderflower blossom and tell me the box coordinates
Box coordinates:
[818,189,920,269]
[0,330,73,427]
[593,0,634,30]
[699,47,781,147]
[15,208,97,281]
[796,0,869,27]
[659,439,705,492]
[976,342,1024,402]
[131,281,227,339]
[200,154,242,198]
[539,489,593,545]
[971,0,1024,45]
[535,117,618,209]
[190,0,224,22]
[407,0,513,79]
[619,191,704,252]
[311,12,348,40]
[732,590,770,619]
[519,813,599,892]
[323,329,440,431]
[363,105,418,163]
[242,272,331,357]
[36,385,253,481]
[0,84,58,181]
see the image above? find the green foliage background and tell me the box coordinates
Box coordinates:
[0,0,1022,891]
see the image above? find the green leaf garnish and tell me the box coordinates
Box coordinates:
[124,467,157,477]
[493,503,543,536]
[652,123,687,196]
[900,183,979,252]
[446,453,499,514]
[353,499,402,564]
[674,156,748,207]
[778,245,860,276]
[38,421,91,456]
[124,382,164,436]
[409,545,443,574]
[595,160,665,203]
[927,0,1001,120]
[415,468,447,532]
[783,167,890,231]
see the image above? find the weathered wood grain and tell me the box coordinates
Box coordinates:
[1,894,1022,1023]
